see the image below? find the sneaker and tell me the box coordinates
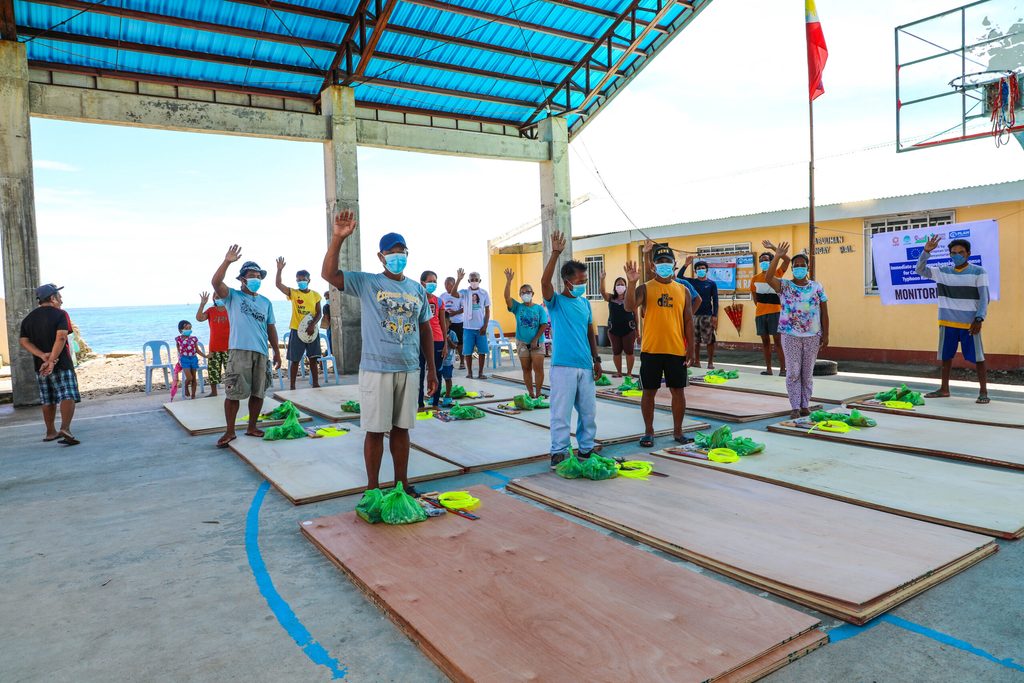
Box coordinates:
[403,484,420,498]
[577,451,593,459]
[550,452,568,469]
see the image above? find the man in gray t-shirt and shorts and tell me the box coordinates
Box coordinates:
[322,210,436,493]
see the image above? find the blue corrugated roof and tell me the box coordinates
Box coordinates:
[15,0,713,134]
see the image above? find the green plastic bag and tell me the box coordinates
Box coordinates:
[873,384,925,406]
[580,453,619,481]
[810,409,877,428]
[341,400,361,413]
[728,436,765,456]
[450,404,485,420]
[616,376,640,392]
[514,394,549,410]
[263,411,306,440]
[595,374,612,386]
[356,488,384,524]
[444,385,468,399]
[693,425,764,456]
[705,369,739,380]
[268,400,299,420]
[380,482,427,525]
[555,454,585,479]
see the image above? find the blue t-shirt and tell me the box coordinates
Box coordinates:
[224,288,276,355]
[682,276,718,316]
[442,330,458,367]
[342,271,431,372]
[674,277,700,302]
[509,300,549,343]
[545,293,593,370]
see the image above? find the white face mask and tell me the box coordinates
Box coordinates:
[469,281,480,290]
[521,292,533,303]
[614,285,626,295]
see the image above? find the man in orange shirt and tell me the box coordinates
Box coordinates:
[749,239,790,376]
[196,291,230,396]
[625,242,695,448]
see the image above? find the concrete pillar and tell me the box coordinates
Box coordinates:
[0,41,41,406]
[538,116,572,288]
[321,85,361,374]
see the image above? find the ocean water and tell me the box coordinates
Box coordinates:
[67,302,295,354]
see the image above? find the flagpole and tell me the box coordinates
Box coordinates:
[808,96,816,279]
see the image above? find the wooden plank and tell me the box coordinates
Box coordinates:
[483,399,710,444]
[163,396,311,436]
[849,396,1024,428]
[655,430,1024,539]
[227,425,462,504]
[301,486,826,682]
[274,377,516,416]
[598,384,817,422]
[406,413,553,470]
[690,369,899,405]
[508,460,997,624]
[768,415,1024,470]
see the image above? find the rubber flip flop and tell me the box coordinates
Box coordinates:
[43,435,61,442]
[925,391,950,398]
[673,434,693,445]
[58,430,80,446]
[639,435,655,448]
[760,370,773,376]
[216,434,237,449]
[977,396,991,404]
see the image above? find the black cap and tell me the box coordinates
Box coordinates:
[237,261,267,279]
[36,283,63,300]
[652,244,674,262]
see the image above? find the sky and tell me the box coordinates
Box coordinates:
[15,0,1024,308]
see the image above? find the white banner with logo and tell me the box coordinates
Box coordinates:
[870,219,1000,305]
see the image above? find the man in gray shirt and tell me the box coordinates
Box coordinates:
[322,209,436,493]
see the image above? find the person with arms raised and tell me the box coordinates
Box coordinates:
[275,260,323,391]
[211,248,282,448]
[503,268,549,398]
[680,255,720,368]
[750,240,790,376]
[322,210,436,493]
[196,291,230,397]
[599,272,637,378]
[455,271,492,379]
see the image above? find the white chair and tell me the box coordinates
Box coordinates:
[487,320,516,369]
[317,332,340,385]
[172,341,209,396]
[143,341,174,394]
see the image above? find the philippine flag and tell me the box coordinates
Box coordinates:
[806,0,828,101]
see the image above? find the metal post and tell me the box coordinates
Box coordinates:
[808,96,816,278]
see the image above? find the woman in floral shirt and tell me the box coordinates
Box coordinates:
[764,243,829,418]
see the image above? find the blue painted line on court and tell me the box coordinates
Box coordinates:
[246,481,347,679]
[482,470,512,483]
[827,617,883,643]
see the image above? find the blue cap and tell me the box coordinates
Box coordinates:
[35,283,63,300]
[379,232,407,252]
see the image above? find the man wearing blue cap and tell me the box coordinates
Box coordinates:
[211,246,282,448]
[322,210,436,493]
[19,283,81,445]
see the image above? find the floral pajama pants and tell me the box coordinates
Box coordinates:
[781,334,820,410]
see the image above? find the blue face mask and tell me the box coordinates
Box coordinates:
[654,263,675,279]
[568,282,587,298]
[792,267,809,280]
[297,281,309,291]
[181,329,192,337]
[951,253,968,267]
[246,278,262,292]
[759,261,771,272]
[695,268,708,278]
[425,282,437,294]
[383,253,407,275]
[214,299,224,307]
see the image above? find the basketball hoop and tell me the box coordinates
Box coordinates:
[949,69,1022,146]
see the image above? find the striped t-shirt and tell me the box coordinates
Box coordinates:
[915,252,989,329]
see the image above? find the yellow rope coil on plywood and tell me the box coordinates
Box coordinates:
[438,491,480,511]
[616,461,653,479]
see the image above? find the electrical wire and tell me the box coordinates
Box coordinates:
[19,0,112,45]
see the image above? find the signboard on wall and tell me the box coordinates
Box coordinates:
[699,253,755,295]
[869,219,1000,305]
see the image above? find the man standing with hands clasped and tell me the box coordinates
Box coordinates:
[542,230,602,467]
[322,209,436,493]
[916,234,990,404]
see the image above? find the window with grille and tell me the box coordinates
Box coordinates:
[584,255,604,300]
[697,242,752,257]
[863,211,955,293]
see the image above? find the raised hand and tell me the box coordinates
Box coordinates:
[684,254,695,265]
[776,241,791,257]
[551,230,567,254]
[624,260,641,283]
[762,239,777,251]
[199,291,210,303]
[504,268,514,281]
[332,209,357,240]
[456,267,465,280]
[924,234,942,253]
[224,245,242,263]
[642,239,655,254]
[276,256,286,271]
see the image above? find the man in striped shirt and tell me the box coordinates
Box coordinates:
[916,235,989,404]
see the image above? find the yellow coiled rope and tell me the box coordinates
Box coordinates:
[616,460,654,479]
[438,491,481,511]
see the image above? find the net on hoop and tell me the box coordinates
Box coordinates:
[950,69,1022,146]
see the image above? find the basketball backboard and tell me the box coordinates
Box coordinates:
[896,0,1024,151]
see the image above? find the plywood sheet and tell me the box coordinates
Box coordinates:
[508,460,996,624]
[599,384,816,422]
[228,426,462,504]
[483,400,710,444]
[655,430,1024,539]
[301,486,825,683]
[163,396,312,436]
[271,385,362,421]
[849,396,1024,428]
[690,371,895,404]
[768,415,1024,470]
[406,413,553,470]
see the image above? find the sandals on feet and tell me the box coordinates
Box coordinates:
[216,434,237,449]
[58,430,80,446]
[977,395,991,404]
[639,435,655,448]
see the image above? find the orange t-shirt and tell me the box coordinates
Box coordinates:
[750,267,787,317]
[205,306,230,353]
[640,279,688,355]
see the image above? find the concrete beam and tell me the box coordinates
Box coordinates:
[322,86,361,374]
[538,117,572,282]
[0,41,42,406]
[356,118,549,162]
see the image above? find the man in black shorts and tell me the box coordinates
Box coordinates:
[624,242,695,447]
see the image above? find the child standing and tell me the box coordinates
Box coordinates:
[440,328,459,406]
[176,320,206,399]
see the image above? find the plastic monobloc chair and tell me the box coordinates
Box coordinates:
[143,341,174,394]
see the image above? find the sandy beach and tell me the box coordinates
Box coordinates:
[75,353,151,399]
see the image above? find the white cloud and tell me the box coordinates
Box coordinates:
[33,160,78,172]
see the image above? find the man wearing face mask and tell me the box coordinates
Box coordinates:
[541,230,602,466]
[917,235,990,404]
[625,242,695,447]
[322,211,436,494]
[455,271,492,379]
[418,270,447,409]
[681,256,720,368]
[749,240,789,376]
[212,247,282,448]
[275,259,323,390]
[196,290,230,397]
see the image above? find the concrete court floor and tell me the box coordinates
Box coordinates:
[1,372,1022,683]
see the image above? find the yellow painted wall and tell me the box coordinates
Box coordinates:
[491,200,1024,361]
